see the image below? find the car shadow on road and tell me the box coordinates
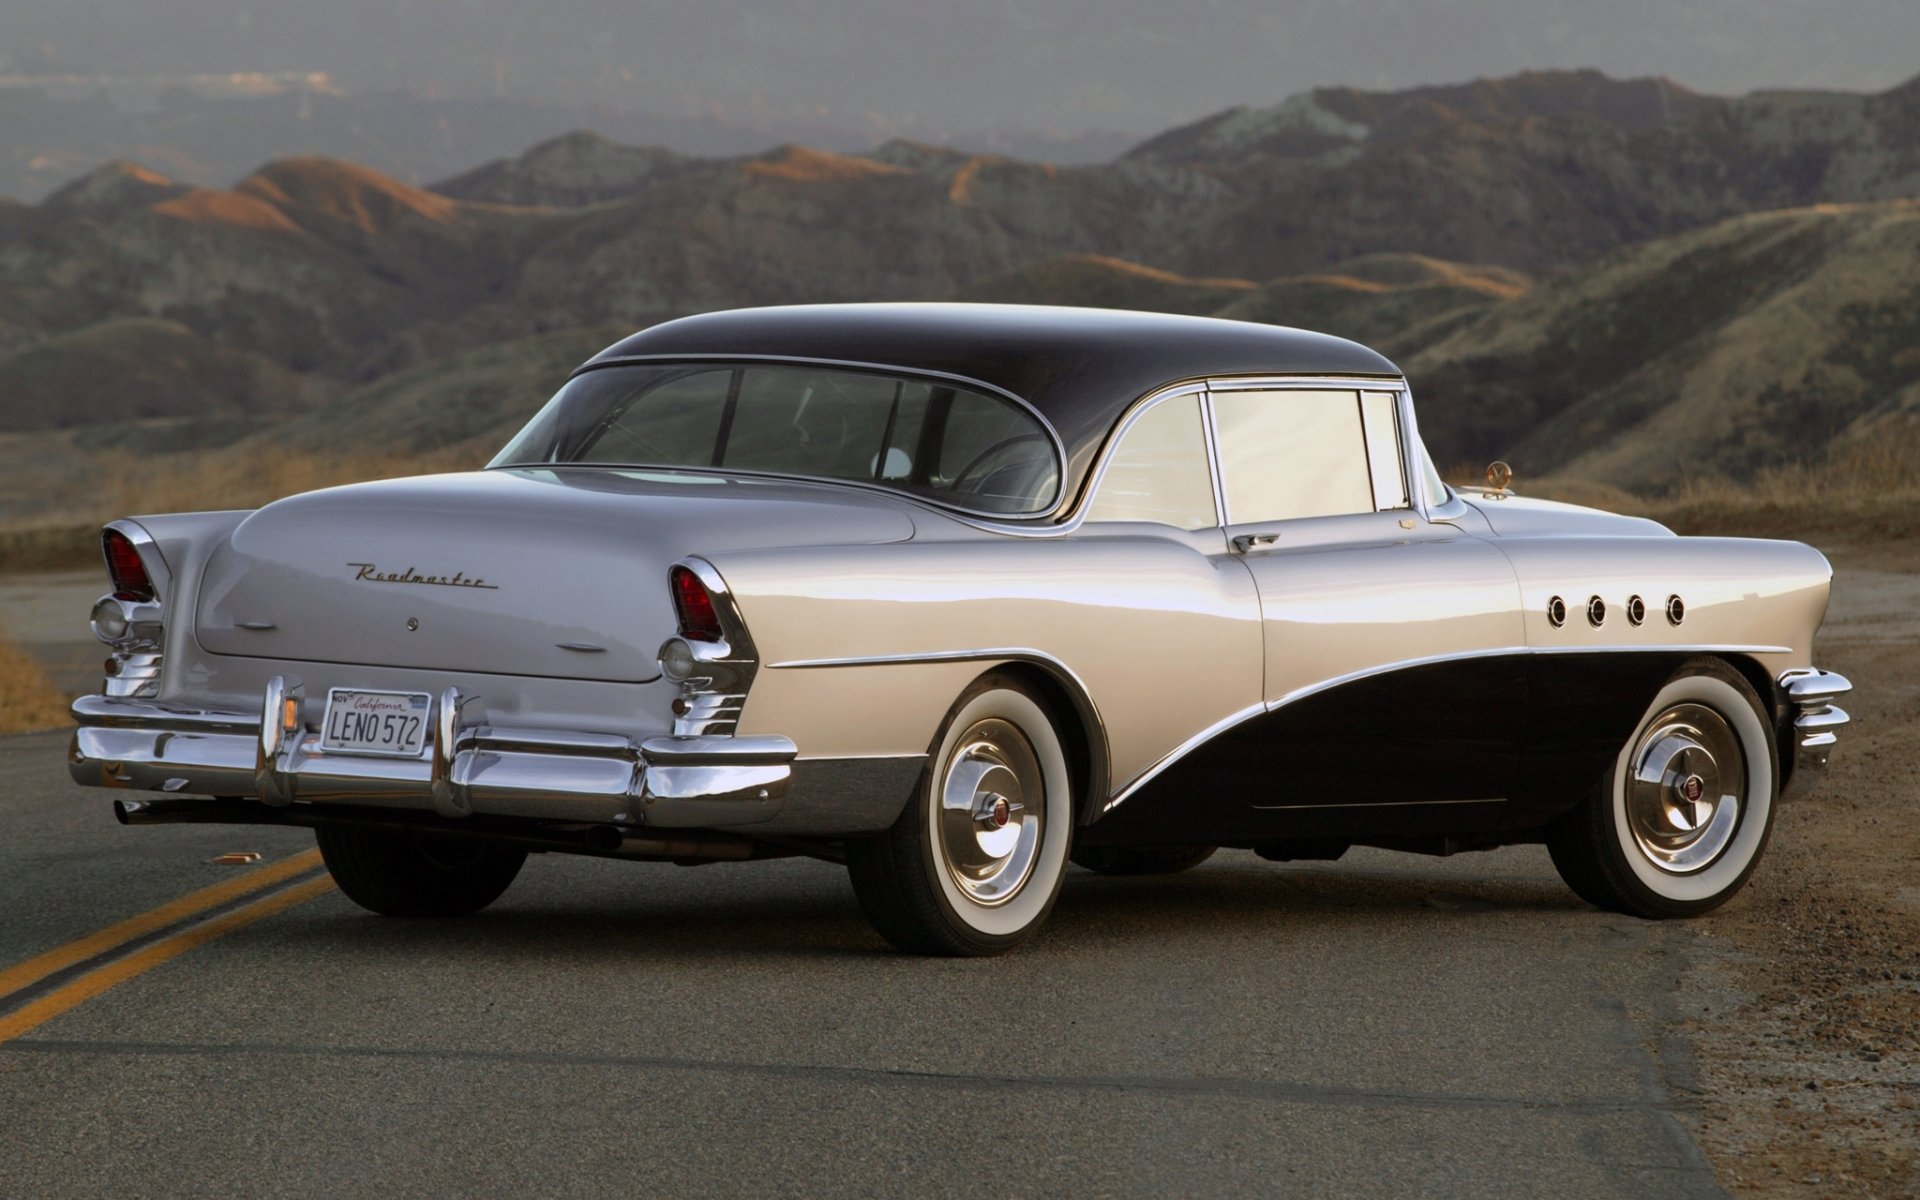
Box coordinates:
[267,852,1595,963]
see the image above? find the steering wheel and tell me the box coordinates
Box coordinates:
[949,433,1052,495]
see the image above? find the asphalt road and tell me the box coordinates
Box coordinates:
[0,728,1726,1198]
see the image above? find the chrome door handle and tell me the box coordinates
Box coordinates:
[1230,533,1279,554]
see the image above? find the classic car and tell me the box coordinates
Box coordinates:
[70,304,1852,955]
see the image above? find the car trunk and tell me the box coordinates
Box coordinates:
[194,468,916,683]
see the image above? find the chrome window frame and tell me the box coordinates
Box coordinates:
[507,353,1073,522]
[893,372,1448,540]
[1073,382,1220,531]
[1201,376,1440,529]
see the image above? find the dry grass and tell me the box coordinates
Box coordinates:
[1644,423,1920,538]
[1499,420,1920,540]
[0,443,479,573]
[0,633,70,734]
[97,443,476,516]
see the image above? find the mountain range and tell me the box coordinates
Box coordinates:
[1,67,1916,523]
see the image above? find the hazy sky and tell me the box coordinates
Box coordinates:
[6,0,1915,137]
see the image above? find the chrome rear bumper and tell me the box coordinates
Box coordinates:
[1776,667,1852,798]
[68,679,812,831]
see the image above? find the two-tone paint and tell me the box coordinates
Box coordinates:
[67,304,1848,865]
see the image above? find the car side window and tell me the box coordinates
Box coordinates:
[1084,393,1218,529]
[1211,389,1378,523]
[573,368,732,466]
[1361,390,1409,511]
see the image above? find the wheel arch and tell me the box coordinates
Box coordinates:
[973,656,1109,828]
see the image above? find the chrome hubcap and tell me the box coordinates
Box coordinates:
[1625,703,1744,874]
[937,718,1044,906]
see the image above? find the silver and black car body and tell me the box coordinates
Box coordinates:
[70,304,1851,954]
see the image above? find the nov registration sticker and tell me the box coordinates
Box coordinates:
[320,689,432,758]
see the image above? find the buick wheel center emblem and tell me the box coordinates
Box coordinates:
[1680,775,1705,803]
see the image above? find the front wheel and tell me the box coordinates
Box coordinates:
[1547,658,1777,918]
[846,674,1075,956]
[316,827,527,917]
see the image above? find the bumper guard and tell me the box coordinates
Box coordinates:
[1776,667,1851,798]
[68,678,795,829]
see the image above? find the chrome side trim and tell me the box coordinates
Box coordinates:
[762,645,1111,817]
[1102,702,1267,814]
[1102,644,1797,814]
[771,646,1082,671]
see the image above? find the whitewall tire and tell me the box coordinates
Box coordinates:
[1547,658,1778,918]
[846,674,1074,955]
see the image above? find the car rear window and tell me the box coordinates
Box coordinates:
[491,362,1062,516]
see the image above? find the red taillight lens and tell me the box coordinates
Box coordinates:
[103,530,155,602]
[670,565,724,642]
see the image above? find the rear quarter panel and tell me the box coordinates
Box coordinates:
[711,533,1265,795]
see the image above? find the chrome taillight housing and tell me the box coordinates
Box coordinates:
[93,523,167,698]
[103,528,156,602]
[657,559,759,736]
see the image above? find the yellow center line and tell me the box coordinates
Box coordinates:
[0,875,337,1045]
[0,848,324,1000]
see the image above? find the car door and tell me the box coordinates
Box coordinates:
[1208,381,1526,815]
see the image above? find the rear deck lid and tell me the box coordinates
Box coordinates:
[194,468,914,682]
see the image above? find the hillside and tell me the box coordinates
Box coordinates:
[1407,199,1920,488]
[1,68,1918,522]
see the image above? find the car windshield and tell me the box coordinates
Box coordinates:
[490,362,1062,516]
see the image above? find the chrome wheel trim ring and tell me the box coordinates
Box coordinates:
[1624,703,1744,874]
[936,718,1045,906]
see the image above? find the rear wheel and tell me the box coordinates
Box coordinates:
[1071,844,1216,876]
[1547,658,1777,918]
[846,674,1074,956]
[316,827,527,917]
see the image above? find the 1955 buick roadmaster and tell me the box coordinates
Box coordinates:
[69,304,1851,955]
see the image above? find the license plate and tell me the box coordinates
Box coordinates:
[320,689,432,758]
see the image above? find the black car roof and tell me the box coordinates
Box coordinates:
[583,303,1403,517]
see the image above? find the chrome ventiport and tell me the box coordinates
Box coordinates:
[1587,596,1606,627]
[1547,596,1567,628]
[1625,702,1743,873]
[1666,594,1685,626]
[1626,595,1646,626]
[937,720,1044,906]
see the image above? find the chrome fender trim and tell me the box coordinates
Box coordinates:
[764,646,1110,821]
[1101,644,1798,815]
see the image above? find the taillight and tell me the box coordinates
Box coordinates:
[103,529,155,602]
[670,565,724,642]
